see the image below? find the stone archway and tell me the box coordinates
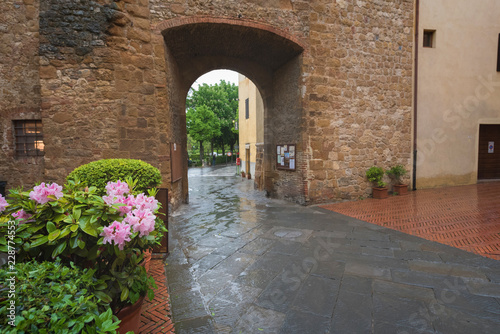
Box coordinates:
[155,17,306,205]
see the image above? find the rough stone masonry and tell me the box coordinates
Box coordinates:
[0,0,414,208]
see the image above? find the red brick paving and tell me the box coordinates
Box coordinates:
[320,182,500,261]
[139,256,175,334]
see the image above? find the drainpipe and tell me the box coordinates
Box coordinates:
[412,0,420,191]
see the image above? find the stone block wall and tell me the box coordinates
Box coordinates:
[303,0,414,202]
[1,0,414,207]
[0,0,43,189]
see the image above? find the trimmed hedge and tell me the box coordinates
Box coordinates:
[67,159,161,194]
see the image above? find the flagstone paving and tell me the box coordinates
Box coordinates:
[158,166,500,333]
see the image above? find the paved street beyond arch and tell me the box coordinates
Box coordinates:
[164,166,500,334]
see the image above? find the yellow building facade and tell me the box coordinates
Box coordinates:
[238,75,264,178]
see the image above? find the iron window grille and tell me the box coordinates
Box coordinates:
[14,120,45,157]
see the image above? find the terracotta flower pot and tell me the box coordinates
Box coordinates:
[117,296,145,334]
[247,173,251,179]
[241,171,246,177]
[393,184,408,196]
[372,187,389,199]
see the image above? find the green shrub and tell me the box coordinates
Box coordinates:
[366,166,386,188]
[386,165,407,184]
[0,260,120,333]
[67,159,161,194]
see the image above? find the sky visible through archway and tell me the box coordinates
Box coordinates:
[192,70,239,89]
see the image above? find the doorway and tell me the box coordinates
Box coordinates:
[478,124,500,179]
[245,147,250,176]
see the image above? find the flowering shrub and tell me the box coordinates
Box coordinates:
[0,178,167,313]
[0,194,8,212]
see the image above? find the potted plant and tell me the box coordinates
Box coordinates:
[0,178,166,333]
[247,172,252,180]
[241,171,246,178]
[386,164,409,195]
[0,260,120,333]
[366,166,388,199]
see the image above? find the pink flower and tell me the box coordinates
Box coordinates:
[102,194,133,216]
[124,208,156,237]
[12,209,33,224]
[0,194,8,212]
[100,221,132,250]
[29,183,63,205]
[132,193,159,212]
[105,180,130,197]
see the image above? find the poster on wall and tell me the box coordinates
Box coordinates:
[276,144,296,171]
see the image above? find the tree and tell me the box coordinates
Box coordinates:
[186,105,221,164]
[186,80,239,155]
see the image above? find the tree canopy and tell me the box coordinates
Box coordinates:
[186,79,239,155]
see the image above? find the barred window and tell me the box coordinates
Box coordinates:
[14,120,44,157]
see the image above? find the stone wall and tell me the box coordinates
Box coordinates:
[1,0,415,207]
[303,0,414,202]
[0,0,43,189]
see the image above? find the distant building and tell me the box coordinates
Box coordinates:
[238,75,263,180]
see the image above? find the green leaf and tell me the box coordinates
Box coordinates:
[30,235,49,247]
[48,229,61,242]
[79,217,97,237]
[46,221,56,233]
[59,226,71,238]
[52,241,67,258]
[73,208,81,221]
[94,291,112,304]
[70,224,79,232]
[53,213,67,223]
[120,287,129,301]
[148,288,154,301]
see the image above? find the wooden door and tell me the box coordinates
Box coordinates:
[246,148,250,174]
[478,124,500,179]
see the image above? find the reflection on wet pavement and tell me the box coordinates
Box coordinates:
[166,166,500,334]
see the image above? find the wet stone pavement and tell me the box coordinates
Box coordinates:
[165,166,500,334]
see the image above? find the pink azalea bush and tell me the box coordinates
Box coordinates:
[29,182,64,204]
[12,209,33,224]
[0,178,166,312]
[100,181,159,248]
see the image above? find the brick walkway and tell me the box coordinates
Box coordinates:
[139,257,175,334]
[320,182,500,261]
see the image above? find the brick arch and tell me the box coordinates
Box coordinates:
[154,16,306,51]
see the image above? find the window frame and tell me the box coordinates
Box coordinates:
[245,98,249,119]
[423,30,436,48]
[13,120,45,157]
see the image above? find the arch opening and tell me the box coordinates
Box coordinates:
[160,18,305,205]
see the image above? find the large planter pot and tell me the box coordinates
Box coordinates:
[372,187,389,199]
[116,296,145,334]
[247,173,251,180]
[393,184,408,196]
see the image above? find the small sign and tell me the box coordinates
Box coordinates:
[488,141,494,153]
[227,152,232,157]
